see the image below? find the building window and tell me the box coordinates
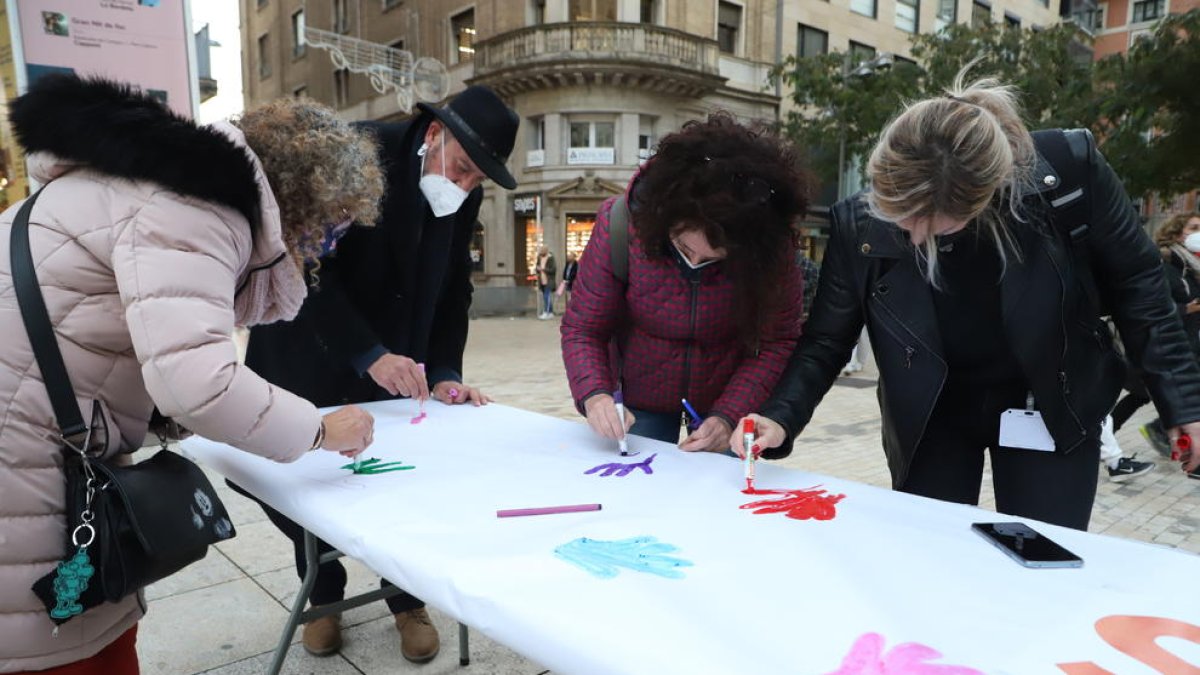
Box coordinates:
[568,120,615,165]
[383,0,403,10]
[935,0,957,29]
[1004,12,1020,28]
[851,0,878,18]
[451,9,476,64]
[527,117,545,168]
[569,0,617,21]
[334,68,350,107]
[532,0,546,24]
[717,2,742,54]
[333,0,350,34]
[849,41,877,66]
[638,115,656,160]
[293,85,308,98]
[389,37,406,51]
[257,0,267,7]
[971,0,991,27]
[1073,4,1105,32]
[797,24,829,57]
[257,34,271,79]
[291,10,305,58]
[640,0,659,23]
[896,0,919,32]
[1131,0,1164,22]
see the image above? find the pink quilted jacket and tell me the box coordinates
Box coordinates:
[0,124,320,671]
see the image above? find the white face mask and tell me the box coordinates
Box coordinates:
[417,132,469,217]
[1185,232,1200,253]
[672,241,719,270]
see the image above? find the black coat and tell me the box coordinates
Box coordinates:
[760,129,1200,487]
[1161,247,1200,356]
[245,116,482,407]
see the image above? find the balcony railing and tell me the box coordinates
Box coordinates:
[474,22,721,78]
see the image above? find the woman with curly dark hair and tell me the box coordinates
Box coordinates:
[561,113,809,453]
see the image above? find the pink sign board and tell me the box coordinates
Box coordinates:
[15,0,193,118]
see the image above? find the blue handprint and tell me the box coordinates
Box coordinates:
[554,536,693,579]
[584,453,656,477]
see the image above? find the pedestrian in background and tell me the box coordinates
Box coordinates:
[536,245,557,319]
[736,72,1200,530]
[561,251,580,307]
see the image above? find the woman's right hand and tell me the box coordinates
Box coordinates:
[320,405,374,457]
[584,393,636,440]
[728,414,786,458]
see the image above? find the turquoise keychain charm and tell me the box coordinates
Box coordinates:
[50,520,96,621]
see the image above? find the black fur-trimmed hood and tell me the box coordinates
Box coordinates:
[9,74,260,228]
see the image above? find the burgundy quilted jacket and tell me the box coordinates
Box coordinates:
[561,194,803,428]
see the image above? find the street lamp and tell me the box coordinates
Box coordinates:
[836,52,895,200]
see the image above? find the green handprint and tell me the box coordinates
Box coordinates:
[340,457,415,475]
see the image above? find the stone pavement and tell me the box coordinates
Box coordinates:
[136,317,1198,674]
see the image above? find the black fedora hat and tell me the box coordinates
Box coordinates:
[417,85,519,190]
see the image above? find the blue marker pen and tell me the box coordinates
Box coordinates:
[681,398,703,430]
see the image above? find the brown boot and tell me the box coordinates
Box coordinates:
[301,611,342,656]
[394,607,440,663]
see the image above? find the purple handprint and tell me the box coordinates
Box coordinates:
[585,453,656,477]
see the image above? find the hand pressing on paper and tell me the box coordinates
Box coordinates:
[729,414,784,458]
[320,405,374,458]
[584,393,635,441]
[679,417,732,453]
[367,353,429,400]
[432,381,491,406]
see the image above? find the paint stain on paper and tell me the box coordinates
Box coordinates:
[410,412,427,425]
[826,632,983,675]
[554,536,693,579]
[584,453,656,477]
[740,486,845,521]
[340,458,415,475]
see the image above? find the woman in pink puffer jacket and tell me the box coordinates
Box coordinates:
[0,76,381,673]
[562,113,810,455]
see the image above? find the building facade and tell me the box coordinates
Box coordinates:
[241,0,1062,311]
[1068,0,1200,217]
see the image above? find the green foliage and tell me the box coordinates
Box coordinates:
[1091,10,1200,199]
[778,22,1096,199]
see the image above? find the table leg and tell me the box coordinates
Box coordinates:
[458,622,470,666]
[266,529,320,675]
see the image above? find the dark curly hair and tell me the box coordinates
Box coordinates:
[631,112,810,347]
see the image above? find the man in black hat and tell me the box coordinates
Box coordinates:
[241,85,520,663]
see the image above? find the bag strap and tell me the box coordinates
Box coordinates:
[1031,128,1104,316]
[9,189,88,441]
[608,195,630,284]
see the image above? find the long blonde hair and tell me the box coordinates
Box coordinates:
[866,66,1035,284]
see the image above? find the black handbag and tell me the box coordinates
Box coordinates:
[10,189,237,626]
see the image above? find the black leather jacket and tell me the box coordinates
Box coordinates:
[761,130,1200,487]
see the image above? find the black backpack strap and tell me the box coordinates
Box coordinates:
[608,195,630,284]
[1032,128,1105,316]
[9,189,88,442]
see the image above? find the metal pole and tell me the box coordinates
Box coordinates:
[774,0,784,100]
[836,53,850,201]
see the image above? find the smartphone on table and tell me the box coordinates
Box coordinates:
[971,522,1083,568]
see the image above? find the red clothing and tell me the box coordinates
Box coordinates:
[561,194,802,429]
[15,625,138,675]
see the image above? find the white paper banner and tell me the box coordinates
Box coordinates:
[181,401,1200,675]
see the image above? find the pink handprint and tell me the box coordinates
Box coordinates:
[826,633,983,675]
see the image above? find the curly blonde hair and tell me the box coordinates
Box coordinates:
[1155,212,1200,248]
[233,98,383,279]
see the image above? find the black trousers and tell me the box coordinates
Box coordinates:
[228,481,423,613]
[898,382,1100,531]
